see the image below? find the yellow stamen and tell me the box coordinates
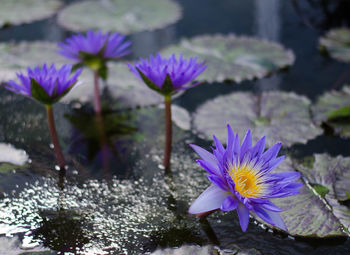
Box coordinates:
[228,163,264,198]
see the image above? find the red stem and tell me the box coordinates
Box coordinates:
[46,105,66,169]
[163,96,172,169]
[93,70,102,114]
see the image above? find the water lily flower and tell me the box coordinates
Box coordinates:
[4,64,83,169]
[128,53,206,168]
[58,30,131,65]
[128,53,206,96]
[58,30,131,114]
[5,64,82,105]
[189,125,302,232]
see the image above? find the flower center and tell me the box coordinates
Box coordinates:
[228,164,263,198]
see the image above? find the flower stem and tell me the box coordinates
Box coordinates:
[95,111,110,180]
[163,96,172,169]
[46,105,66,169]
[93,69,102,114]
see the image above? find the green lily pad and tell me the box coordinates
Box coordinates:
[295,154,350,230]
[57,0,182,34]
[193,91,322,147]
[0,0,62,27]
[253,157,348,237]
[311,86,350,138]
[161,34,295,83]
[319,28,350,63]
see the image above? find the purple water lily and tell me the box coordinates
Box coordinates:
[58,30,131,63]
[128,53,207,169]
[4,64,83,169]
[5,63,82,105]
[128,53,206,95]
[58,30,131,114]
[189,125,302,232]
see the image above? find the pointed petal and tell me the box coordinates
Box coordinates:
[253,206,274,225]
[190,144,217,166]
[240,129,252,159]
[221,195,238,211]
[197,160,221,176]
[261,142,281,162]
[265,210,287,231]
[188,185,229,214]
[207,175,228,191]
[237,203,250,232]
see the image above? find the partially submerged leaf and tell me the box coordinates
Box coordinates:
[327,106,350,121]
[311,85,350,138]
[161,34,295,83]
[57,0,182,34]
[295,154,350,233]
[253,157,348,238]
[193,91,322,147]
[319,28,350,63]
[0,0,62,27]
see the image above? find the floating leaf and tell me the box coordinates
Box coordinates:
[193,91,322,147]
[57,0,182,34]
[161,34,295,83]
[0,0,62,27]
[311,86,350,138]
[319,28,350,63]
[253,157,347,238]
[295,154,350,233]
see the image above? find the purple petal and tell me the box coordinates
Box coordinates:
[221,195,238,211]
[197,160,221,176]
[261,142,281,163]
[207,174,228,191]
[190,144,217,166]
[266,210,287,231]
[240,129,252,160]
[188,185,229,214]
[237,203,250,232]
[250,136,265,159]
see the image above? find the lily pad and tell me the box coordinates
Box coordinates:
[0,0,62,27]
[253,157,348,238]
[57,0,182,34]
[311,86,350,138]
[295,154,350,232]
[319,28,350,63]
[193,91,322,147]
[161,34,295,83]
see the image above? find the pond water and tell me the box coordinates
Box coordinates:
[1,0,350,254]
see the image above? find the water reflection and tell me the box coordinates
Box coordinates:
[65,104,137,177]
